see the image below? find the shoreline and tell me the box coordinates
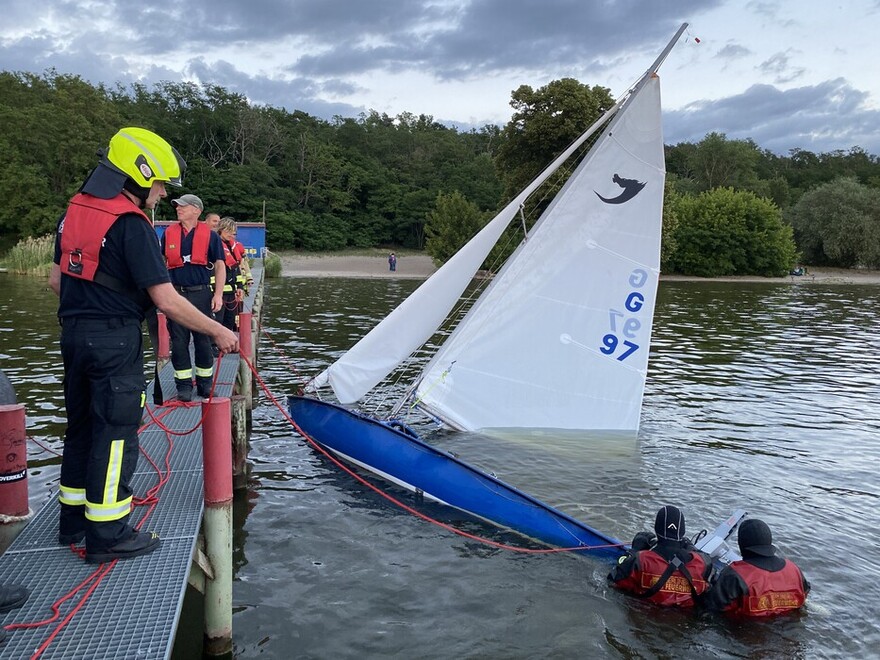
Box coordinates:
[278,253,880,284]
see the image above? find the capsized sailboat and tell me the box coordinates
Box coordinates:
[289,24,697,557]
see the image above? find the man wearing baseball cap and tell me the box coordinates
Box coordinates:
[160,193,226,401]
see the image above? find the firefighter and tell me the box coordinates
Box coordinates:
[608,505,714,607]
[160,194,226,400]
[217,217,246,331]
[49,127,238,563]
[703,518,809,616]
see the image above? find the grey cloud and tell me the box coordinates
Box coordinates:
[277,0,719,80]
[665,78,880,154]
[760,49,808,85]
[184,57,364,118]
[758,51,805,84]
[715,43,751,59]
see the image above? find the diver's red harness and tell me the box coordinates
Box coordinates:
[164,221,211,268]
[60,193,150,281]
[617,548,710,607]
[725,559,807,616]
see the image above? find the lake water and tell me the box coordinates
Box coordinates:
[1,274,878,659]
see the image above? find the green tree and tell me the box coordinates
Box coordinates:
[674,132,764,193]
[424,191,489,264]
[668,188,796,277]
[786,177,880,267]
[495,78,615,199]
[660,179,681,271]
[0,71,122,241]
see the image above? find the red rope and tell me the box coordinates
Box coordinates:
[26,435,63,457]
[243,351,625,555]
[259,327,307,385]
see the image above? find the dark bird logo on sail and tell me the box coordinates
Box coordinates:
[595,173,646,204]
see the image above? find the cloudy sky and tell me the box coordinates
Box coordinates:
[3,0,878,155]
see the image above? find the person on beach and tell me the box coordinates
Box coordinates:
[388,252,397,272]
[608,505,713,607]
[50,127,238,563]
[160,193,227,401]
[703,518,809,616]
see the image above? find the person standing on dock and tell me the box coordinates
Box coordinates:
[49,127,238,564]
[608,505,713,607]
[703,518,809,616]
[216,217,246,331]
[161,194,227,401]
[204,212,221,233]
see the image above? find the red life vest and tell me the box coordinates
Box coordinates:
[222,240,243,268]
[726,559,807,616]
[60,193,150,281]
[617,549,710,607]
[164,222,211,269]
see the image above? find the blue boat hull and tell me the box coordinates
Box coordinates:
[288,396,624,560]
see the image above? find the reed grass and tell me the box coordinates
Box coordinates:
[3,234,54,276]
[263,250,282,278]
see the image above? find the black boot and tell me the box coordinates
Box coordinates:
[0,584,28,613]
[85,530,161,564]
[196,377,213,399]
[175,379,193,402]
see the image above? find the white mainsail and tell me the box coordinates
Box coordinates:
[413,74,665,431]
[311,25,685,432]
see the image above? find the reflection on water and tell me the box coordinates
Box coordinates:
[2,274,879,658]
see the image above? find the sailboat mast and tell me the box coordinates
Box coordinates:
[644,23,689,78]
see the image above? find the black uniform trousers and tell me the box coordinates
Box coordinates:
[168,286,215,392]
[218,292,241,331]
[59,317,144,551]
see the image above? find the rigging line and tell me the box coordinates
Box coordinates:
[408,361,456,411]
[245,355,624,555]
[604,132,666,173]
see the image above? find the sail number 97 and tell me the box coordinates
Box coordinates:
[600,269,648,361]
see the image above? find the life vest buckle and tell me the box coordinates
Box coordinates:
[68,249,84,275]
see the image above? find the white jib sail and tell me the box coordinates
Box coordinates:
[413,74,665,432]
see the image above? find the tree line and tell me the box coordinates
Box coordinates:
[2,70,879,275]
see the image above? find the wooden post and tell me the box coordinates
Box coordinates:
[201,397,233,656]
[238,311,253,411]
[231,395,248,490]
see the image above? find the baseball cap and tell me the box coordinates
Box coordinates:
[171,194,204,211]
[737,518,777,557]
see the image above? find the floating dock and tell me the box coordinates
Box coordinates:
[0,264,263,659]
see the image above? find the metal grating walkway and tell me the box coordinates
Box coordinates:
[0,341,245,658]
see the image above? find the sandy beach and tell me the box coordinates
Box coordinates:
[278,252,880,284]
